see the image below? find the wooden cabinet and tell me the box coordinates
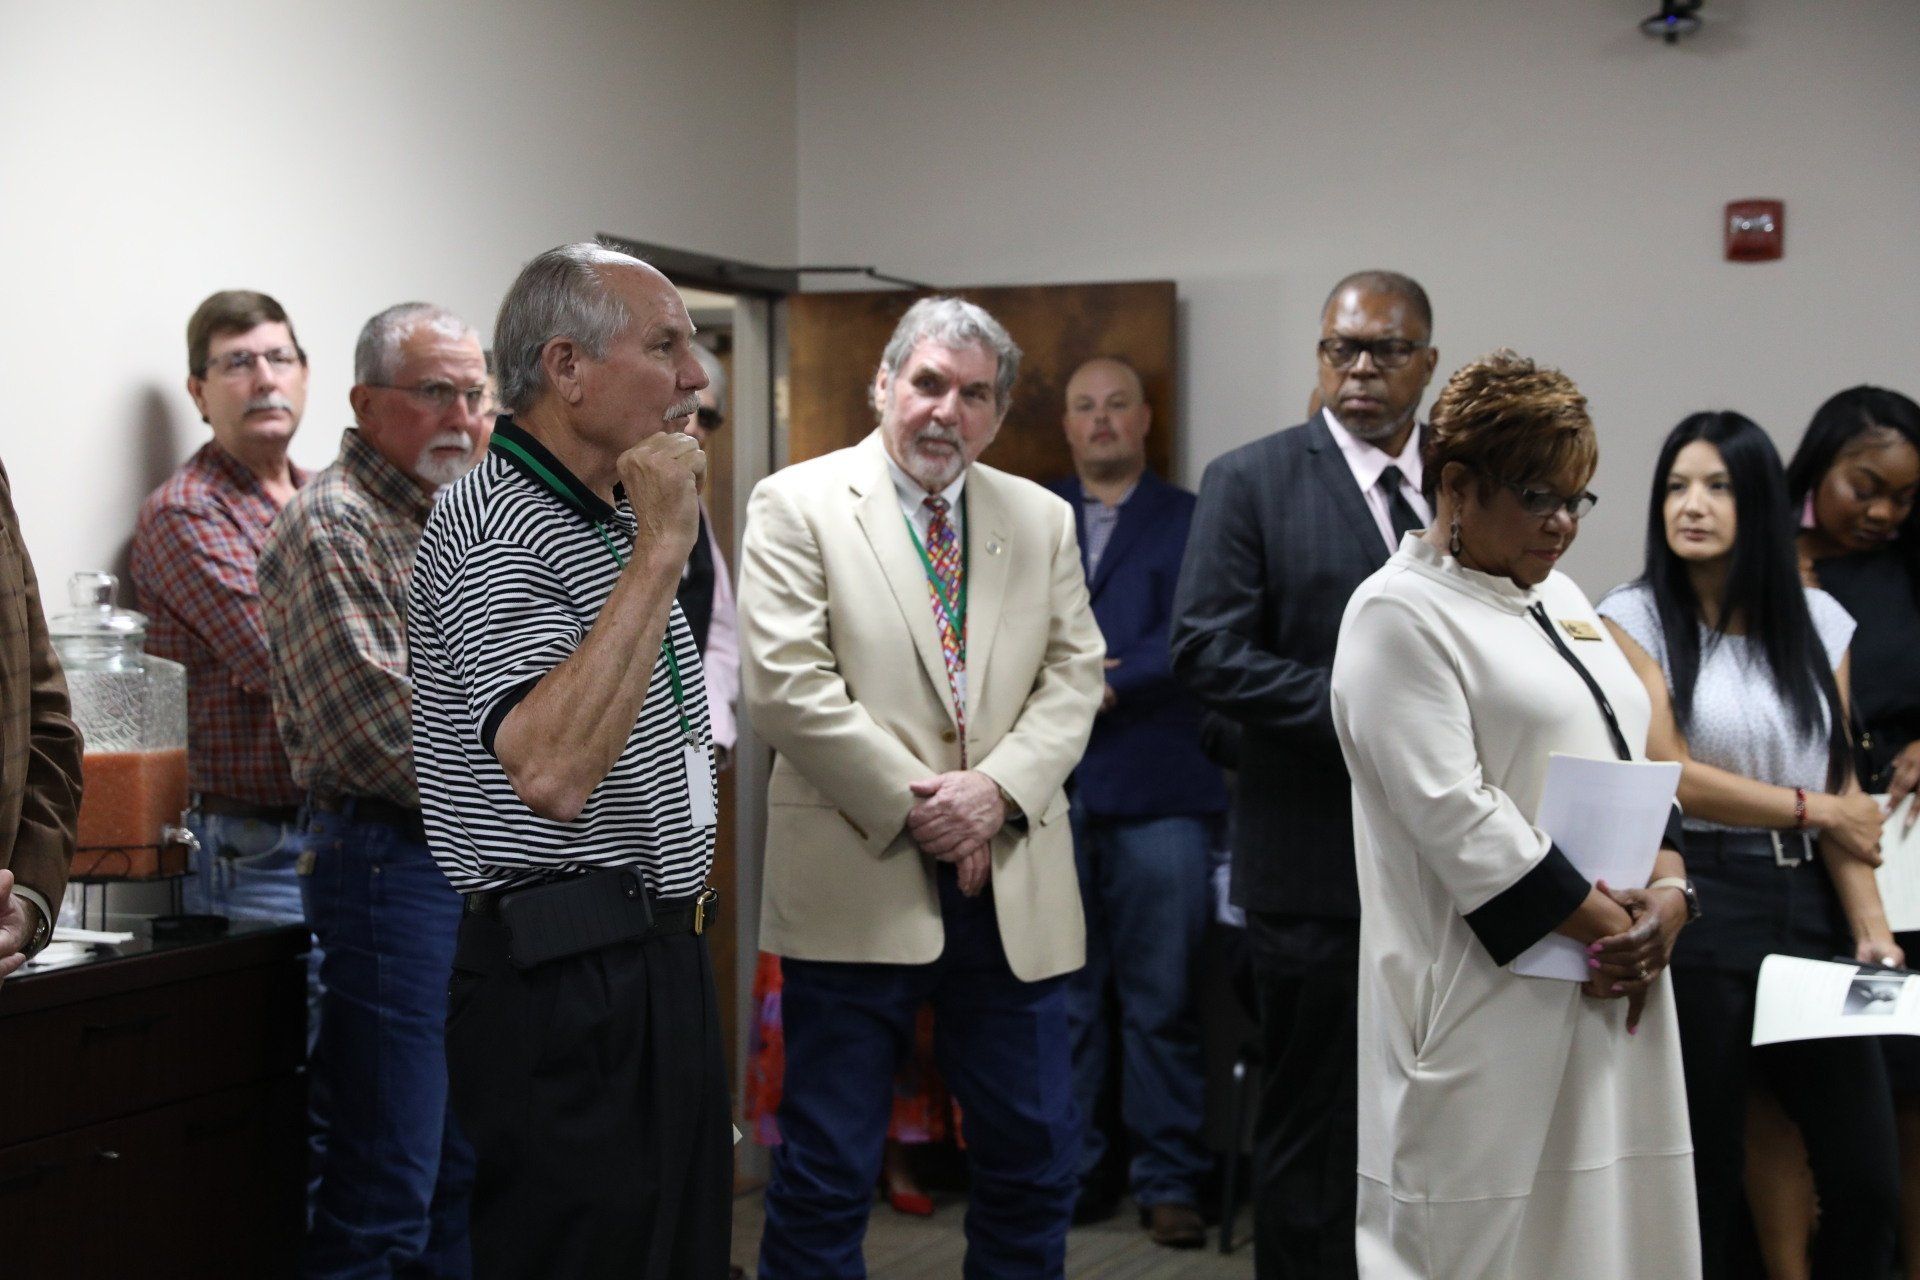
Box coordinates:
[0,926,309,1277]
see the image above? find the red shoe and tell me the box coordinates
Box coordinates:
[886,1187,935,1217]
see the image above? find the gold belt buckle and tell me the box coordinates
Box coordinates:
[694,886,718,935]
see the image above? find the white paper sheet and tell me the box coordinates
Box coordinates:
[52,926,135,945]
[1753,954,1920,1045]
[1510,754,1682,981]
[1872,795,1920,932]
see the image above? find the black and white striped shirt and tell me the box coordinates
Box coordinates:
[408,420,715,897]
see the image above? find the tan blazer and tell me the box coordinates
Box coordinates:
[0,460,83,917]
[738,432,1104,982]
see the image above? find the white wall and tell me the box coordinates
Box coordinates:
[0,0,796,598]
[795,0,1920,591]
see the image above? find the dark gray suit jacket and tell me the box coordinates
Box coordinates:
[1171,413,1412,919]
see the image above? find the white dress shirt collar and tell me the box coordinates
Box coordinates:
[885,450,968,545]
[1324,409,1431,551]
[1325,409,1423,494]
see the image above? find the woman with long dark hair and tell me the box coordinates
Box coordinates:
[1789,385,1920,1277]
[1600,411,1898,1279]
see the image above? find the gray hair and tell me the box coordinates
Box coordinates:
[877,296,1022,413]
[691,341,726,406]
[494,242,645,414]
[353,302,476,385]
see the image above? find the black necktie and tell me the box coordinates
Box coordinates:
[1378,465,1423,546]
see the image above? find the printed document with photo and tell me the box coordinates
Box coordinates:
[1510,754,1683,982]
[1753,954,1920,1046]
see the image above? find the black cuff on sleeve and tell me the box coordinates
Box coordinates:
[479,678,542,759]
[1463,843,1593,967]
[1662,804,1687,859]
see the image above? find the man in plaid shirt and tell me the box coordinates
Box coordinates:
[131,290,313,936]
[259,301,492,1278]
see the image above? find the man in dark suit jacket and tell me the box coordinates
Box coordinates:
[1171,273,1439,1279]
[1049,357,1227,1250]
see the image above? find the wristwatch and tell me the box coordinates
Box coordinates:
[994,782,1028,831]
[1647,876,1701,923]
[19,896,52,959]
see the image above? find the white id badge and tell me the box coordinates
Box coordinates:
[683,740,717,827]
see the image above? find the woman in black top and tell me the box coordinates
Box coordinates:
[1789,383,1920,1277]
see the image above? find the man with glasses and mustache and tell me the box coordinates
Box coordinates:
[257,302,491,1278]
[132,289,316,940]
[739,297,1104,1278]
[1171,270,1439,1279]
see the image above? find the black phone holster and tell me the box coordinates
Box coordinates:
[492,868,655,970]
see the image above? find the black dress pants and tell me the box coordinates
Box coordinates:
[445,912,733,1280]
[1246,911,1359,1280]
[1671,843,1898,1280]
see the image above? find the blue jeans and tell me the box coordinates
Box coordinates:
[760,867,1080,1280]
[299,807,473,1279]
[1066,806,1214,1207]
[186,808,322,1035]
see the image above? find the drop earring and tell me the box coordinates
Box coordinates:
[1449,514,1462,558]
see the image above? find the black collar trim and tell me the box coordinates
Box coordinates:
[489,418,622,525]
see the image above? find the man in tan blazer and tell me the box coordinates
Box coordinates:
[0,457,84,985]
[741,297,1104,1279]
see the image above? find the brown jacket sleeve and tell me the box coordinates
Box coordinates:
[0,459,84,909]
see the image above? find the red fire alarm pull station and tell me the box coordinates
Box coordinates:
[1726,199,1784,262]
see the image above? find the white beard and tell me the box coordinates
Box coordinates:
[412,432,478,489]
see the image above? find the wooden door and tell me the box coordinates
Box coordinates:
[788,280,1177,483]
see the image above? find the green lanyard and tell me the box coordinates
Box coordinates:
[491,434,698,745]
[902,491,967,656]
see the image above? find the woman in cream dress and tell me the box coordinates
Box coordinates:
[1330,351,1700,1279]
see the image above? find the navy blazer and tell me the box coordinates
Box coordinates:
[1048,471,1227,820]
[1171,414,1415,918]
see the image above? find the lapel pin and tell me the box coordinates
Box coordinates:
[986,539,1004,556]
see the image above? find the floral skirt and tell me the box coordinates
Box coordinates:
[742,951,961,1147]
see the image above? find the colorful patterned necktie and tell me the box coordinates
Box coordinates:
[923,495,967,761]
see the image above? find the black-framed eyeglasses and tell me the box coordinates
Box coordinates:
[696,406,725,431]
[202,346,303,379]
[1504,479,1598,520]
[369,380,490,415]
[1316,337,1429,371]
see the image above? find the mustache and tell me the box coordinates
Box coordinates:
[245,394,296,415]
[423,429,473,451]
[911,426,962,451]
[665,394,701,423]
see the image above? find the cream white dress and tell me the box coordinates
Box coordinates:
[1329,537,1699,1280]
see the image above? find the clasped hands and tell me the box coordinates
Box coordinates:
[907,771,1006,897]
[1582,879,1688,1033]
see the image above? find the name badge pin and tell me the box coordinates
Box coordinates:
[1558,618,1603,642]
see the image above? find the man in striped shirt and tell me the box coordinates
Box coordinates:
[259,302,491,1278]
[409,244,726,1279]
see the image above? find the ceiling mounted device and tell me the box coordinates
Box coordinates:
[1641,0,1704,44]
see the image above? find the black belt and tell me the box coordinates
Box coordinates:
[465,878,719,937]
[194,793,301,824]
[1690,828,1815,867]
[308,792,427,843]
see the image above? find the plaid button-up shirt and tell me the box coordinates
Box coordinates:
[130,442,309,805]
[258,429,435,809]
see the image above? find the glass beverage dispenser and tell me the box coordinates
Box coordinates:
[48,572,192,878]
